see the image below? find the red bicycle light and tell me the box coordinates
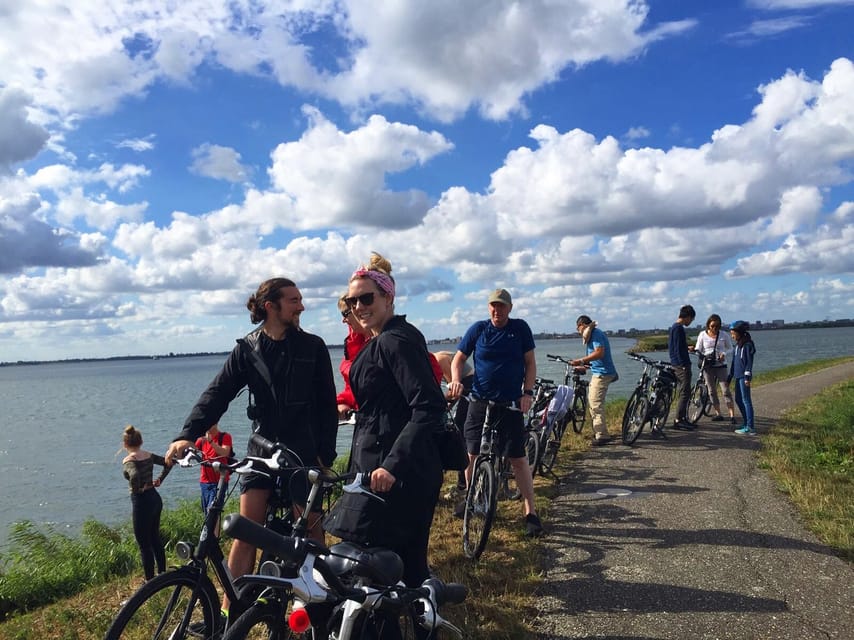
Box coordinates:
[288,607,311,633]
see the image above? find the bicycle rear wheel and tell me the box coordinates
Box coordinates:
[621,389,648,445]
[462,458,497,560]
[104,566,220,640]
[686,381,705,425]
[571,388,588,434]
[524,428,540,477]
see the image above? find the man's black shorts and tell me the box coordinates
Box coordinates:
[463,397,526,459]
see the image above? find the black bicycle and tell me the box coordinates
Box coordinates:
[221,453,467,640]
[104,437,304,640]
[462,397,521,560]
[686,352,715,425]
[621,354,679,445]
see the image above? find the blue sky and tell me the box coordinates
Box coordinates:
[1,0,853,362]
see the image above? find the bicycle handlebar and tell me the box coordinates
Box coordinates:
[462,394,521,411]
[627,352,679,371]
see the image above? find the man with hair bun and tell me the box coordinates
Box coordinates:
[166,277,338,622]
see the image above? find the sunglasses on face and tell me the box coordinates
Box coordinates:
[341,308,352,319]
[344,292,377,308]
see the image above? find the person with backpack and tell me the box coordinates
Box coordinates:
[728,320,757,435]
[194,422,233,514]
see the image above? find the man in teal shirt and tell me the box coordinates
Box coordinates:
[571,315,619,445]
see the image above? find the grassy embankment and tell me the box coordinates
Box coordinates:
[2,357,852,639]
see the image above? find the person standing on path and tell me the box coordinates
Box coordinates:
[729,320,757,435]
[570,315,619,446]
[122,425,171,581]
[694,313,736,424]
[194,422,233,515]
[668,304,696,430]
[448,288,543,537]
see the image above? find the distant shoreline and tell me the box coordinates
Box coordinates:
[2,320,851,367]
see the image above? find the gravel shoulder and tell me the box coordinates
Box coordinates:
[534,361,854,640]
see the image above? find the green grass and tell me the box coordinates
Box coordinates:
[751,356,854,386]
[629,334,669,352]
[758,378,854,561]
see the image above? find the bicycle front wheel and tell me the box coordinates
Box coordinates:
[104,566,220,640]
[702,385,715,417]
[462,458,497,560]
[571,389,588,434]
[222,599,292,640]
[621,389,648,445]
[686,381,705,425]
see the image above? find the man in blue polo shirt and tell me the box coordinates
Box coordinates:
[447,288,543,537]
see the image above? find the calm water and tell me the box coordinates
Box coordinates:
[1,328,852,548]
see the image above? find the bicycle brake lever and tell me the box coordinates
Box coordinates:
[342,472,386,504]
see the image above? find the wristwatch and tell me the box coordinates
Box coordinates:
[523,389,534,396]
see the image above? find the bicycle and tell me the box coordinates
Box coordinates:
[536,355,589,475]
[462,397,522,560]
[104,438,305,640]
[221,460,467,639]
[547,354,590,434]
[621,353,679,445]
[686,352,716,425]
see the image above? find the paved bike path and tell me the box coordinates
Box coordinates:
[534,361,854,640]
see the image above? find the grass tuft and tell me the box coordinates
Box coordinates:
[759,379,854,561]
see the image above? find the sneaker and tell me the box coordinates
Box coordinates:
[592,434,612,446]
[650,426,667,439]
[525,513,544,538]
[734,426,757,435]
[672,420,696,431]
[712,415,725,422]
[453,499,466,519]
[730,417,737,425]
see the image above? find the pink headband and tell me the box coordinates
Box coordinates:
[351,268,395,297]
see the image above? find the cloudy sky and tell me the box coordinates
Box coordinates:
[1,0,853,363]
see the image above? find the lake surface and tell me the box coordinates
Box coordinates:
[1,327,852,548]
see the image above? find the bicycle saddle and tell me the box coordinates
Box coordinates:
[326,541,404,586]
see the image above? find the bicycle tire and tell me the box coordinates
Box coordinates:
[104,566,220,640]
[462,458,497,560]
[539,431,560,476]
[686,381,705,425]
[571,387,588,434]
[524,429,540,477]
[702,386,715,417]
[221,599,292,640]
[621,389,648,445]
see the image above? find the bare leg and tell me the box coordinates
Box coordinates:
[509,456,537,517]
[222,488,269,612]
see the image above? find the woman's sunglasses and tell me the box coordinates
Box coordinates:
[344,292,377,308]
[341,308,352,319]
